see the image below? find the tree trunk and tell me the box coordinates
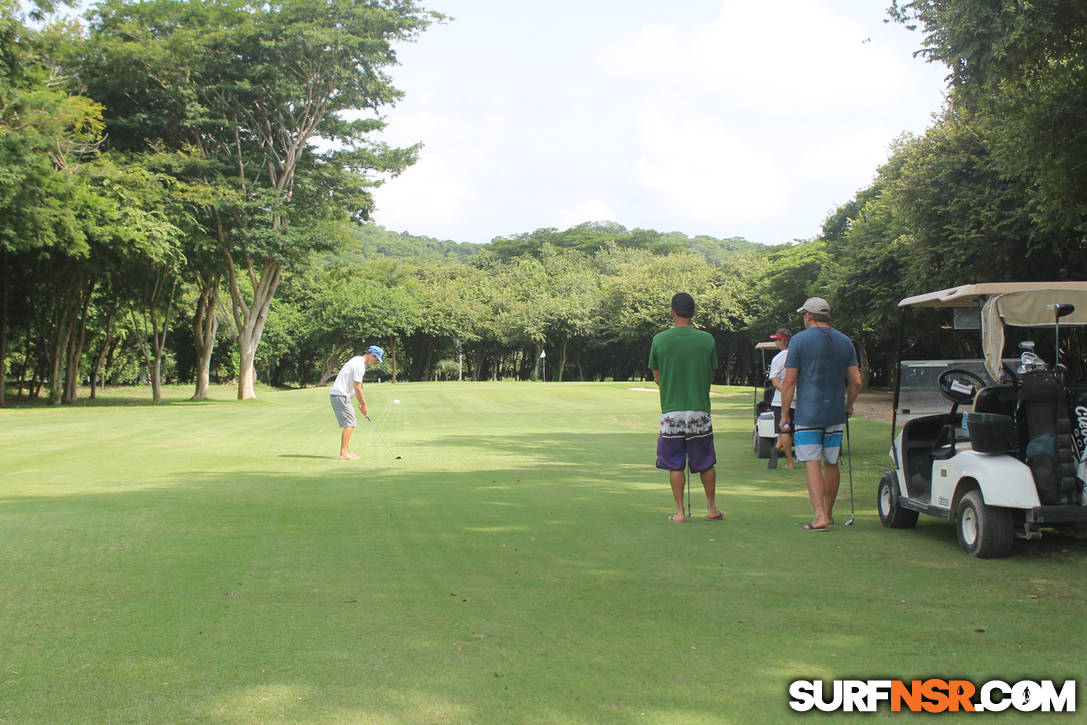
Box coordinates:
[151,278,177,404]
[389,338,398,383]
[137,272,177,405]
[558,338,569,382]
[225,250,281,400]
[47,283,76,406]
[89,307,116,400]
[64,279,95,403]
[191,273,220,400]
[318,344,349,386]
[857,332,872,391]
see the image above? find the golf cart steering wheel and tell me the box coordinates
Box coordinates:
[937,369,986,405]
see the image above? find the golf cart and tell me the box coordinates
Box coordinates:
[878,282,1087,557]
[753,340,778,458]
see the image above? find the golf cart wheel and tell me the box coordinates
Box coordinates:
[755,431,773,459]
[956,490,1014,558]
[877,471,918,529]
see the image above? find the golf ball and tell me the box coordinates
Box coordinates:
[393,399,400,404]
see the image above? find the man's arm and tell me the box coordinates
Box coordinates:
[845,365,861,416]
[652,369,660,385]
[780,368,798,428]
[354,380,368,419]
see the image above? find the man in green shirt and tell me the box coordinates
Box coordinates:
[648,293,723,522]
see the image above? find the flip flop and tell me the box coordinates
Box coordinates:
[706,512,724,521]
[802,523,828,532]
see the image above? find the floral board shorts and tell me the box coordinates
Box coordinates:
[656,410,717,473]
[793,424,844,464]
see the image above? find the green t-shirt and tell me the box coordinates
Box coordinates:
[648,326,718,413]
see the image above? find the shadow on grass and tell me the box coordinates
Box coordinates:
[1,392,238,409]
[4,457,1087,723]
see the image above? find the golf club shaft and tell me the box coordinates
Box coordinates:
[845,418,855,524]
[685,468,690,518]
[366,416,399,458]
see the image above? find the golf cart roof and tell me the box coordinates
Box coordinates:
[899,282,1087,310]
[755,341,778,351]
[899,282,1087,379]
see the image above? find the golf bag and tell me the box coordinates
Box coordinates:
[1069,389,1087,502]
[1017,370,1079,505]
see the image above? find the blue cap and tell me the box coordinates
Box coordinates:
[366,345,385,363]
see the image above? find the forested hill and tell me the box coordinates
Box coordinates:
[352,221,768,264]
[352,224,485,260]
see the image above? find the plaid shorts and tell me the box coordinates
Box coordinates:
[793,424,844,464]
[656,411,717,473]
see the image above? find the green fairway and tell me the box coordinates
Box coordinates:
[2,382,1085,723]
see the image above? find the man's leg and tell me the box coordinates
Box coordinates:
[804,460,831,528]
[340,426,359,460]
[823,462,840,523]
[782,432,795,469]
[699,467,723,519]
[669,469,686,522]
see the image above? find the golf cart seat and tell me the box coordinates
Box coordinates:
[901,414,964,500]
[973,385,1017,418]
[1016,370,1080,505]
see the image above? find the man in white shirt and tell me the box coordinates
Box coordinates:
[767,328,795,469]
[329,345,384,459]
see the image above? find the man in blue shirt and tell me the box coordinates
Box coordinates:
[780,297,861,531]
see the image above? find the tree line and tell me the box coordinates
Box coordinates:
[3,0,1086,406]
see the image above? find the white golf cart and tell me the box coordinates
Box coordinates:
[752,340,778,458]
[878,282,1087,557]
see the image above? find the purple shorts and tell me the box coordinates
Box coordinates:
[656,411,717,473]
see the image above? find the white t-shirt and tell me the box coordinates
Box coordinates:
[768,348,795,408]
[330,356,367,398]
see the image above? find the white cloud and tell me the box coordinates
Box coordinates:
[367,0,946,244]
[590,0,945,238]
[371,107,511,238]
[599,0,914,114]
[633,109,788,225]
[555,199,620,230]
[373,153,473,237]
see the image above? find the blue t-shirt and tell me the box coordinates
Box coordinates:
[785,326,858,428]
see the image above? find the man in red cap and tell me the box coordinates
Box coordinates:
[767,328,795,469]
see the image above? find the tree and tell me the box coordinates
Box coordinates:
[83,0,440,399]
[892,0,1087,249]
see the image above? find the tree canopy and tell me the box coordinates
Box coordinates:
[3,1,1087,405]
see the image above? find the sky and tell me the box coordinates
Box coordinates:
[367,0,949,246]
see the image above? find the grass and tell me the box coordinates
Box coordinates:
[1,381,1085,724]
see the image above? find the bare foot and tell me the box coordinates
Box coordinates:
[706,511,724,520]
[668,513,686,523]
[339,452,360,460]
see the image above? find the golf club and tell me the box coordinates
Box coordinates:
[1050,303,1075,367]
[365,415,402,460]
[844,418,855,526]
[685,468,691,519]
